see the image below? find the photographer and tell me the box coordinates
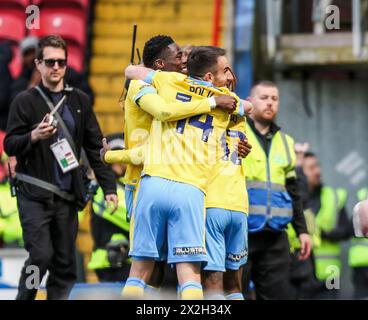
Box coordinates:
[4,35,117,300]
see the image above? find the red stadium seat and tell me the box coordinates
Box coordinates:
[0,0,30,9]
[30,8,86,48]
[32,0,89,10]
[0,9,26,43]
[67,44,83,72]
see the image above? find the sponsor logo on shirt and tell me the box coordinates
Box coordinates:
[176,92,192,102]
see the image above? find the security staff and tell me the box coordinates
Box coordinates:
[287,147,322,299]
[88,134,130,282]
[348,188,368,299]
[4,35,117,300]
[301,152,352,299]
[242,81,311,300]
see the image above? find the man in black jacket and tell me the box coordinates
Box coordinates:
[299,152,352,299]
[4,35,117,300]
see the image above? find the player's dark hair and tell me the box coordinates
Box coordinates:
[304,151,316,159]
[142,35,174,68]
[36,35,68,60]
[187,46,226,78]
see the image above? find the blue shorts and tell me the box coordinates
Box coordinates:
[129,176,207,264]
[125,184,135,221]
[203,208,248,272]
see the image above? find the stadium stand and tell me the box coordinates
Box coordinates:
[0,1,89,76]
[0,9,26,78]
[0,0,29,9]
[0,9,26,43]
[29,7,87,47]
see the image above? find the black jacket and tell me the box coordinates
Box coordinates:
[4,83,116,202]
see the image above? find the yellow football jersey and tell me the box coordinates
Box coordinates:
[205,114,249,213]
[105,79,212,188]
[142,71,244,194]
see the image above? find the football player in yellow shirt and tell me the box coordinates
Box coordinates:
[180,47,252,300]
[179,47,251,300]
[122,46,244,300]
[203,111,249,300]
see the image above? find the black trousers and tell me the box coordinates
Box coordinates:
[352,267,368,299]
[289,252,321,299]
[242,230,292,300]
[16,192,78,300]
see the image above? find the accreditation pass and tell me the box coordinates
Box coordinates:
[50,138,79,173]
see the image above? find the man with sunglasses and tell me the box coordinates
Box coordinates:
[4,35,117,300]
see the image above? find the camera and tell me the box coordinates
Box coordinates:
[106,238,130,268]
[84,180,99,203]
[47,114,58,128]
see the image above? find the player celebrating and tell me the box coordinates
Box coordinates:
[175,45,252,300]
[122,46,245,300]
[101,37,238,297]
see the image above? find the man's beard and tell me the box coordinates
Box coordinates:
[254,114,274,126]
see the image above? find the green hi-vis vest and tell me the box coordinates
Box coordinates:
[92,181,129,232]
[348,188,368,268]
[244,123,296,232]
[88,233,128,270]
[313,186,347,281]
[287,208,321,252]
[0,182,23,246]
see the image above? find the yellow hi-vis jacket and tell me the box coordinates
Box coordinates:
[244,122,296,232]
[287,208,321,252]
[313,186,347,281]
[0,182,23,246]
[91,181,129,232]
